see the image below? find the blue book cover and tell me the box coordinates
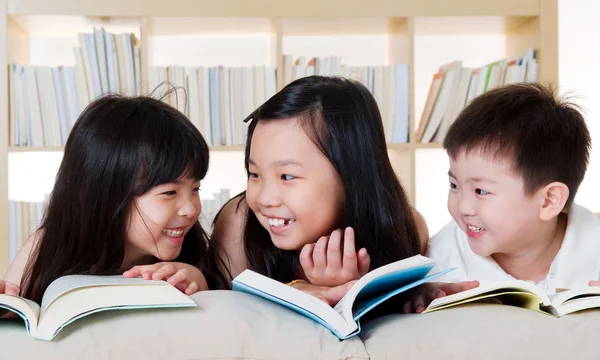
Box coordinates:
[232,255,454,340]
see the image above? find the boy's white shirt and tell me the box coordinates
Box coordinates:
[427,203,600,294]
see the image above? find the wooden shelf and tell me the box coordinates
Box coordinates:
[8,145,248,152]
[8,144,446,152]
[7,0,540,17]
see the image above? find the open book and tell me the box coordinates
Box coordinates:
[232,255,453,339]
[0,275,196,341]
[423,280,600,317]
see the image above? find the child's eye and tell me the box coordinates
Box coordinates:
[449,182,458,190]
[248,172,259,179]
[475,188,489,195]
[162,190,177,196]
[193,187,200,192]
[281,174,296,181]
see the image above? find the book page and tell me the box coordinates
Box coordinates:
[35,284,195,341]
[233,270,355,337]
[425,280,551,312]
[424,291,545,314]
[334,255,435,321]
[40,275,167,314]
[550,287,600,316]
[0,295,41,333]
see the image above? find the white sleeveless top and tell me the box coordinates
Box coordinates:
[426,203,600,294]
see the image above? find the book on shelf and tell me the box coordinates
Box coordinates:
[0,275,196,341]
[232,255,454,340]
[417,48,538,143]
[8,200,46,262]
[148,65,276,147]
[9,28,141,148]
[423,279,600,317]
[281,54,410,144]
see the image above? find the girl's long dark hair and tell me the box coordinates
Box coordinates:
[22,94,230,302]
[238,76,420,283]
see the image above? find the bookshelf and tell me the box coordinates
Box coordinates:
[0,0,559,275]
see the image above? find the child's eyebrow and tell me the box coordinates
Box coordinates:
[447,170,496,184]
[271,160,303,168]
[248,158,303,168]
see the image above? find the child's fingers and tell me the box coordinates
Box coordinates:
[357,248,371,277]
[325,280,356,306]
[434,280,479,296]
[414,295,425,313]
[589,280,600,286]
[152,263,177,280]
[0,281,19,296]
[402,300,413,314]
[184,281,199,295]
[141,264,163,280]
[122,266,144,278]
[5,282,19,296]
[299,243,315,273]
[313,236,329,271]
[166,268,189,285]
[327,230,343,270]
[342,227,357,272]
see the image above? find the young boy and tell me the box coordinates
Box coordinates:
[427,83,600,294]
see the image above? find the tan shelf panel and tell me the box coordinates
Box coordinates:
[9,15,142,36]
[413,16,538,36]
[8,144,447,152]
[9,145,248,152]
[7,0,540,18]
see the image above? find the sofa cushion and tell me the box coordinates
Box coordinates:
[360,303,600,359]
[2,290,368,360]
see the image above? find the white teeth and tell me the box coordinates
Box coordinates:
[267,218,295,227]
[468,225,482,232]
[162,229,184,237]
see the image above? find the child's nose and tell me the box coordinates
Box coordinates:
[256,183,282,208]
[178,198,200,218]
[458,197,476,216]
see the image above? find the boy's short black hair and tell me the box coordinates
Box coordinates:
[443,83,591,206]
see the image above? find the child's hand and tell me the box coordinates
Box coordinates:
[289,280,356,306]
[402,280,480,313]
[300,227,370,287]
[0,280,20,319]
[123,262,208,295]
[0,280,19,296]
[589,280,600,286]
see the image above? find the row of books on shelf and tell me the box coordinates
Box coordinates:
[9,50,410,148]
[149,65,276,147]
[281,55,410,144]
[9,27,141,147]
[8,200,46,261]
[417,48,538,143]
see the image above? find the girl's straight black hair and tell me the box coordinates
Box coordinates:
[233,75,420,283]
[22,93,230,302]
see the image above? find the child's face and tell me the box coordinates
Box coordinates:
[447,149,544,257]
[246,119,345,251]
[126,176,202,262]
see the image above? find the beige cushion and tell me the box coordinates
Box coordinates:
[2,290,368,360]
[360,303,600,359]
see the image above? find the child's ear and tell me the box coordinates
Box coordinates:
[539,182,570,221]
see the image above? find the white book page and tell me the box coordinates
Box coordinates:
[427,279,551,310]
[234,270,353,336]
[41,275,167,314]
[0,295,41,332]
[36,284,194,341]
[550,287,600,316]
